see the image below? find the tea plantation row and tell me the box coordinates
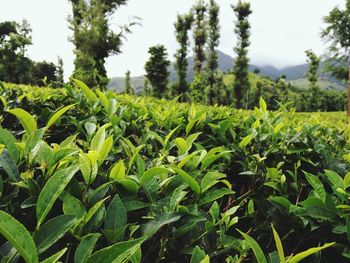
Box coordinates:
[0,81,349,263]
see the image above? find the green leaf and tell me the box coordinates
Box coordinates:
[199,188,234,206]
[63,193,86,220]
[259,97,267,112]
[239,134,253,148]
[0,210,39,263]
[34,215,76,254]
[190,246,206,263]
[344,172,350,189]
[140,167,172,185]
[237,229,267,263]
[172,166,200,196]
[107,98,117,119]
[175,138,188,155]
[0,95,7,108]
[200,255,210,263]
[185,132,201,148]
[324,170,343,189]
[85,197,108,224]
[74,233,101,263]
[142,213,182,237]
[178,150,201,168]
[86,237,147,263]
[72,78,98,101]
[304,172,326,202]
[274,122,284,134]
[91,123,111,152]
[0,129,20,163]
[41,247,67,263]
[120,178,139,193]
[288,242,335,263]
[7,108,37,135]
[104,195,127,243]
[98,135,113,162]
[201,151,231,170]
[36,164,80,226]
[271,225,285,263]
[95,89,109,110]
[201,171,227,193]
[85,122,97,136]
[128,145,144,172]
[110,160,126,181]
[0,150,19,181]
[24,128,46,163]
[46,104,75,130]
[164,125,180,147]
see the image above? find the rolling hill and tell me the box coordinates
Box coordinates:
[108,50,346,93]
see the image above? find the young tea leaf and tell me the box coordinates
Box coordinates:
[7,108,37,135]
[237,229,267,263]
[36,163,80,226]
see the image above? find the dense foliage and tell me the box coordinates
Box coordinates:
[69,0,138,90]
[321,0,350,115]
[0,20,63,87]
[232,0,252,109]
[0,82,350,262]
[144,45,170,98]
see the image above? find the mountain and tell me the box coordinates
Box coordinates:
[108,50,346,92]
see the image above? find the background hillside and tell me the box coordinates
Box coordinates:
[108,50,346,93]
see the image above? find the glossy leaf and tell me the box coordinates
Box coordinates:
[237,229,267,263]
[7,108,37,135]
[72,78,98,101]
[86,237,147,263]
[46,104,75,129]
[74,233,101,263]
[36,164,80,226]
[288,242,335,263]
[0,210,38,263]
[34,215,76,254]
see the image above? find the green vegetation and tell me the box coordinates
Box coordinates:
[0,82,350,262]
[144,45,170,98]
[0,20,63,87]
[232,0,252,109]
[1,0,350,261]
[69,0,138,90]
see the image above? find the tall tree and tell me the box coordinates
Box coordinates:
[232,0,252,109]
[144,45,170,98]
[193,0,208,76]
[305,50,321,111]
[174,13,193,101]
[321,0,350,115]
[69,0,137,90]
[0,20,33,84]
[124,70,134,95]
[207,0,220,104]
[56,56,65,87]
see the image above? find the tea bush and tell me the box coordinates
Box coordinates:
[0,81,349,262]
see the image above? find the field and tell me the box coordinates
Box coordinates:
[1,82,350,262]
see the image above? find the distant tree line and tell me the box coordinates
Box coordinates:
[142,0,347,112]
[0,0,348,112]
[0,20,64,87]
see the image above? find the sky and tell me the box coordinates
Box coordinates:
[0,0,346,79]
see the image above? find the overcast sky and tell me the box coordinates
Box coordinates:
[0,0,345,79]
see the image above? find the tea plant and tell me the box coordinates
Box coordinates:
[0,81,349,262]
